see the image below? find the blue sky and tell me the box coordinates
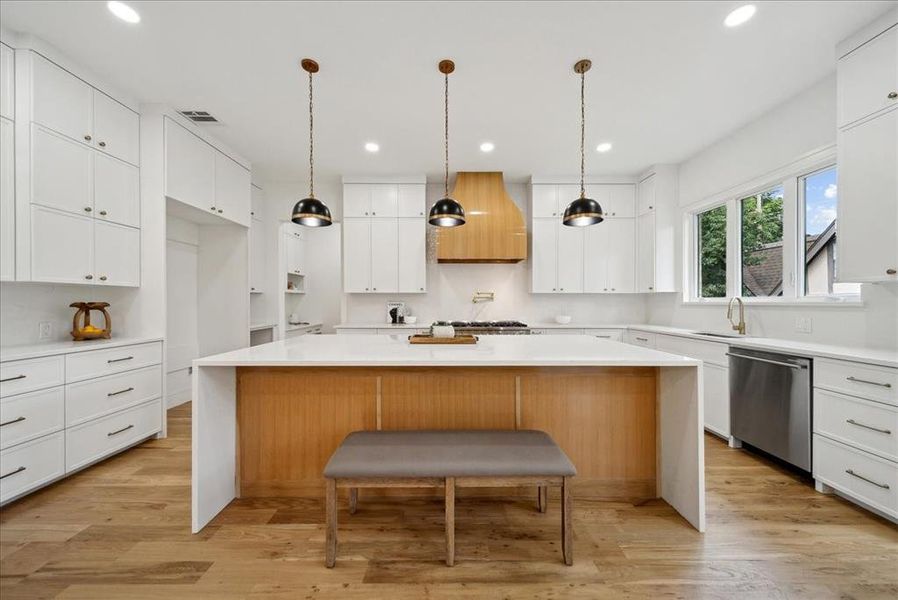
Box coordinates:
[804,167,837,236]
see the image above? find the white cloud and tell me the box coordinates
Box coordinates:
[823,183,837,199]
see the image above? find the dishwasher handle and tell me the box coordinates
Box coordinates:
[726,352,807,370]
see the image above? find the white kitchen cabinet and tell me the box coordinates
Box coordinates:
[343,183,399,217]
[532,184,581,218]
[214,152,251,226]
[164,117,216,212]
[556,222,584,293]
[587,184,636,218]
[343,218,372,292]
[532,218,584,293]
[584,218,635,293]
[251,184,263,219]
[31,125,93,216]
[370,218,399,292]
[92,91,139,165]
[285,230,305,276]
[703,363,730,438]
[250,218,265,293]
[397,184,426,217]
[626,330,656,348]
[30,206,94,284]
[398,218,426,292]
[31,53,93,146]
[94,220,140,287]
[0,116,13,281]
[94,153,139,228]
[838,24,897,128]
[370,185,398,217]
[637,212,655,292]
[1,43,13,120]
[636,166,678,293]
[637,172,656,215]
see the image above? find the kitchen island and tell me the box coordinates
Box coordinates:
[191,334,705,533]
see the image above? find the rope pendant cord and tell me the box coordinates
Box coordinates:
[308,70,314,199]
[444,72,449,199]
[580,70,585,200]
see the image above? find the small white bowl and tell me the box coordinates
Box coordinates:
[405,316,418,324]
[554,315,572,325]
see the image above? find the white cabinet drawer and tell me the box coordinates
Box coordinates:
[0,356,65,398]
[813,434,897,519]
[66,365,162,427]
[65,342,162,383]
[657,334,728,367]
[0,387,65,450]
[626,330,656,348]
[1,431,65,504]
[815,358,897,405]
[815,388,898,462]
[66,399,162,472]
[584,329,623,342]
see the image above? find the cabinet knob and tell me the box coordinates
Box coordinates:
[364,212,369,216]
[99,275,107,281]
[365,287,369,291]
[373,287,377,291]
[604,288,608,291]
[887,268,897,275]
[552,288,556,291]
[372,212,376,216]
[611,288,616,291]
[210,206,216,211]
[99,210,107,216]
[84,134,92,142]
[420,287,424,291]
[84,207,92,213]
[889,92,898,99]
[648,286,654,290]
[98,141,106,148]
[217,209,223,213]
[648,206,653,210]
[85,274,93,280]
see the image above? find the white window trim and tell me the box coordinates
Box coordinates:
[682,146,862,307]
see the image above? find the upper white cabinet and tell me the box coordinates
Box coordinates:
[1,43,14,120]
[94,153,140,228]
[249,185,265,293]
[837,24,897,128]
[342,179,426,293]
[1,117,14,281]
[588,184,636,218]
[30,53,138,166]
[285,229,305,276]
[836,16,898,283]
[637,173,656,215]
[30,206,94,284]
[164,117,250,227]
[635,167,677,293]
[31,126,92,216]
[94,220,140,286]
[532,184,578,218]
[584,217,636,293]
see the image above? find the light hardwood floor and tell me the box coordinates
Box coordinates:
[1,403,896,599]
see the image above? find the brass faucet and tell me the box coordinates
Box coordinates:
[727,297,746,335]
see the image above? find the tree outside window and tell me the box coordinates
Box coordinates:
[697,205,727,297]
[740,187,784,297]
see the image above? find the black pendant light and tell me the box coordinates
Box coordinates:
[562,59,604,227]
[429,59,465,227]
[292,58,332,227]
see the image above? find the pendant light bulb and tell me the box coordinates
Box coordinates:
[429,59,465,228]
[292,58,332,227]
[563,59,603,227]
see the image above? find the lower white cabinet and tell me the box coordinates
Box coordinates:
[0,387,65,450]
[66,399,161,473]
[0,432,65,504]
[703,364,730,438]
[814,434,897,520]
[626,330,656,348]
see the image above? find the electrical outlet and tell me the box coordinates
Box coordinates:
[795,316,812,334]
[39,321,52,340]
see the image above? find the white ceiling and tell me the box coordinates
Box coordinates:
[1,1,894,184]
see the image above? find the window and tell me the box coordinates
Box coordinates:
[740,186,784,297]
[697,205,727,297]
[801,166,860,296]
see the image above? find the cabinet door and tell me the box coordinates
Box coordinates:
[638,173,656,215]
[250,219,265,292]
[30,206,93,284]
[92,91,139,166]
[583,225,608,293]
[0,117,13,281]
[285,231,303,275]
[31,54,93,144]
[531,185,558,218]
[837,109,898,282]
[556,221,583,293]
[251,185,263,219]
[606,217,636,293]
[0,43,13,120]
[214,152,251,226]
[94,221,139,287]
[637,212,656,292]
[398,218,426,292]
[343,184,370,217]
[397,184,425,217]
[589,184,636,218]
[370,219,398,292]
[704,364,730,438]
[531,218,557,292]
[342,218,371,292]
[838,26,898,127]
[370,185,398,217]
[164,118,215,212]
[292,232,305,276]
[94,153,139,228]
[556,185,580,219]
[31,126,93,216]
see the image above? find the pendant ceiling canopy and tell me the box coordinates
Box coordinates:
[428,59,465,228]
[562,59,604,227]
[292,58,332,227]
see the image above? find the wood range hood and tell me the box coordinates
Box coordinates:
[437,172,527,263]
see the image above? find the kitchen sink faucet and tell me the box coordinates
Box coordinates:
[727,297,746,335]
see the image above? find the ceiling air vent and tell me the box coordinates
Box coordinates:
[178,110,219,123]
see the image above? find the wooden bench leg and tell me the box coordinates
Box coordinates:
[349,487,358,515]
[538,485,548,513]
[325,478,337,568]
[445,477,455,567]
[561,476,572,565]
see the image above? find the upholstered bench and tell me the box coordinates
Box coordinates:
[322,429,576,567]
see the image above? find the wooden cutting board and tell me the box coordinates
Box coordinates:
[408,334,478,345]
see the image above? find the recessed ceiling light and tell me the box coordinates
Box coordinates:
[724,4,756,28]
[107,1,140,24]
[364,142,380,153]
[595,142,612,153]
[479,142,495,153]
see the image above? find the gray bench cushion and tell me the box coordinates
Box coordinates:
[323,430,576,478]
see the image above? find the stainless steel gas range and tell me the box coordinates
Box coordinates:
[444,321,531,335]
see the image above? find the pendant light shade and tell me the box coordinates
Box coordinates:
[429,59,465,228]
[292,58,332,227]
[562,59,603,227]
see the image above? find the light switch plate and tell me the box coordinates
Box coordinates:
[795,316,812,334]
[39,321,52,339]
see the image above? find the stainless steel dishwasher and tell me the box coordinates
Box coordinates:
[728,347,812,471]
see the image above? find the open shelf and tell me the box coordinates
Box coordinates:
[285,289,305,295]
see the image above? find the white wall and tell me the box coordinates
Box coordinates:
[647,74,898,351]
[165,215,198,407]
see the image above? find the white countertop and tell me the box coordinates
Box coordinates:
[1,336,164,362]
[334,322,628,330]
[285,322,323,332]
[193,333,701,368]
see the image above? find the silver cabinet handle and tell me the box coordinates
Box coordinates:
[846,376,891,389]
[99,210,107,216]
[0,416,26,427]
[845,469,890,490]
[889,92,898,99]
[107,356,134,364]
[85,274,94,280]
[107,387,134,397]
[210,206,216,211]
[217,209,223,214]
[0,374,26,383]
[0,466,26,480]
[98,141,106,147]
[726,352,806,370]
[887,268,897,275]
[84,206,92,212]
[635,337,649,342]
[83,134,92,142]
[99,276,107,281]
[107,424,134,437]
[846,419,891,435]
